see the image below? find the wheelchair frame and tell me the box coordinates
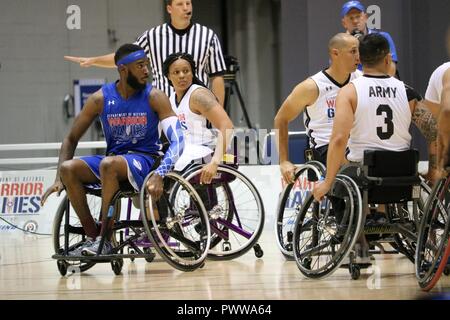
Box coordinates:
[415,168,450,291]
[181,163,265,260]
[275,161,326,259]
[292,150,429,280]
[52,172,211,275]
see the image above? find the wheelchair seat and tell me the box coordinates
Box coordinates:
[341,149,421,204]
[83,181,138,198]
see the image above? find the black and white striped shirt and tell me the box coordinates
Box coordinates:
[135,23,226,96]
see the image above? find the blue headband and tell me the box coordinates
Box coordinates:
[116,50,146,66]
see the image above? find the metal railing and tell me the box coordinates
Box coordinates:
[0,141,106,166]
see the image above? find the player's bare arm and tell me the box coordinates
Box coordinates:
[274,79,319,183]
[410,99,439,179]
[150,88,177,120]
[438,69,450,170]
[314,83,355,201]
[191,87,234,184]
[41,90,103,205]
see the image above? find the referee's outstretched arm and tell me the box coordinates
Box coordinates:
[64,53,116,68]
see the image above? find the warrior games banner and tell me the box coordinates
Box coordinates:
[0,171,61,234]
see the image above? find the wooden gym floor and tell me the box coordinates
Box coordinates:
[0,230,449,300]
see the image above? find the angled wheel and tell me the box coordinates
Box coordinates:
[389,179,431,263]
[293,175,363,279]
[140,172,210,272]
[415,174,450,291]
[52,194,98,274]
[275,162,325,260]
[183,164,265,260]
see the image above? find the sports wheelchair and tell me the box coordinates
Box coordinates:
[176,159,265,260]
[52,172,211,275]
[275,160,326,259]
[292,149,430,280]
[415,163,450,291]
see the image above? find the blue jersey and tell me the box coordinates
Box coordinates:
[356,29,398,71]
[368,29,398,62]
[100,82,162,156]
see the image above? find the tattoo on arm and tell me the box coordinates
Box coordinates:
[429,154,438,170]
[191,88,218,112]
[412,101,438,170]
[412,101,438,142]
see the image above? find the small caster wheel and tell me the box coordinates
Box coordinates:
[111,259,123,275]
[144,248,155,263]
[444,266,450,276]
[253,243,264,258]
[222,241,232,252]
[128,248,136,262]
[302,257,312,270]
[287,231,293,243]
[285,243,293,252]
[57,260,68,276]
[349,264,361,280]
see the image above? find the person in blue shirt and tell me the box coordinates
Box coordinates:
[340,1,399,77]
[41,44,184,255]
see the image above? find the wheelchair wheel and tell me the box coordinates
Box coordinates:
[389,180,431,263]
[52,194,99,274]
[292,175,363,279]
[275,162,325,260]
[415,175,450,291]
[140,172,210,272]
[183,164,265,260]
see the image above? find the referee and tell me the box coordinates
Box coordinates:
[65,0,227,106]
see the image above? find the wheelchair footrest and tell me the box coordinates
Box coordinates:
[364,223,398,234]
[52,253,155,262]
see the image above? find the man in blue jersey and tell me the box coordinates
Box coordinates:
[41,44,184,255]
[340,1,399,77]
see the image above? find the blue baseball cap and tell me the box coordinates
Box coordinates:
[341,1,365,17]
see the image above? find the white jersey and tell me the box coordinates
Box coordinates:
[304,69,362,148]
[425,62,450,103]
[169,84,216,171]
[347,75,412,162]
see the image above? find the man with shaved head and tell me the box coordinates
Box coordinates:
[275,33,361,183]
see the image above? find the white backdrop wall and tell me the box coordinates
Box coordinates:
[0,0,163,148]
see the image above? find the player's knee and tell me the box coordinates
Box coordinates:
[99,157,121,175]
[59,160,78,181]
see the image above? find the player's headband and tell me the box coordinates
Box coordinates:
[116,50,146,66]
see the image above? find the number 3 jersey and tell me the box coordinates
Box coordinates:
[304,70,362,149]
[347,75,420,162]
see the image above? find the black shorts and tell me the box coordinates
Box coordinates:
[307,145,328,165]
